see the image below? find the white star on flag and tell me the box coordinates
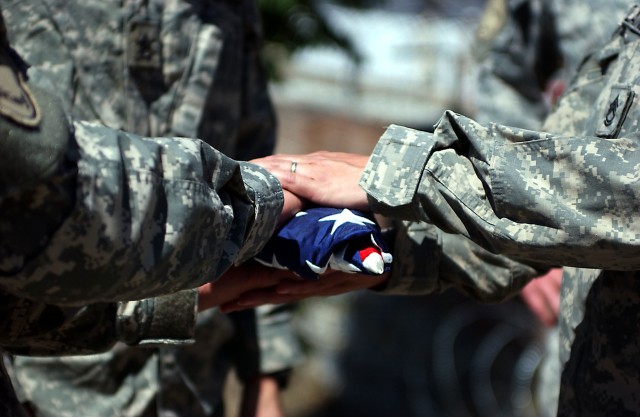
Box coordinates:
[253,207,392,279]
[305,260,328,275]
[254,253,288,270]
[319,209,375,235]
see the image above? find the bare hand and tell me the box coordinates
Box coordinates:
[520,268,562,326]
[280,189,305,225]
[197,265,297,312]
[252,151,370,210]
[220,271,389,313]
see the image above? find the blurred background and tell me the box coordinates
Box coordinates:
[266,0,483,155]
[227,1,552,416]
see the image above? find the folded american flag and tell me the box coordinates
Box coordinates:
[254,207,392,280]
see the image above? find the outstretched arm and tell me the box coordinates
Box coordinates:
[1,102,285,306]
[254,112,640,271]
[220,270,389,313]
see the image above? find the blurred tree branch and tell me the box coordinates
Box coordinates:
[257,0,473,80]
[259,0,372,80]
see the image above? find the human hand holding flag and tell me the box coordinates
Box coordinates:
[254,207,392,280]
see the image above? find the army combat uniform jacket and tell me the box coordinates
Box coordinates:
[2,1,301,416]
[474,0,630,130]
[0,1,292,416]
[471,1,631,416]
[364,5,640,416]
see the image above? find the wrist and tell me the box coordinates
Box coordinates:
[197,282,215,312]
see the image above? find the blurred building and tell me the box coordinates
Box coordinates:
[272,3,480,156]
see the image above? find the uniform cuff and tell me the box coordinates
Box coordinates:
[235,162,284,264]
[359,125,433,221]
[116,289,197,347]
[373,221,442,295]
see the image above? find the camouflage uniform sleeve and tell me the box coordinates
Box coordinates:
[361,115,640,272]
[0,290,197,355]
[236,162,284,264]
[377,220,546,302]
[116,290,197,347]
[1,120,283,307]
[393,0,557,301]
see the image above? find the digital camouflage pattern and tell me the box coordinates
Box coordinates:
[473,1,630,416]
[362,4,640,415]
[474,0,630,130]
[0,0,299,416]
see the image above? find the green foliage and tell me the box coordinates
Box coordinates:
[259,0,369,80]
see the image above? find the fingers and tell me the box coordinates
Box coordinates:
[219,271,389,314]
[280,189,305,224]
[274,281,317,295]
[523,289,556,326]
[219,287,304,313]
[218,265,286,288]
[520,268,563,326]
[199,265,298,311]
[252,155,319,201]
[539,268,562,319]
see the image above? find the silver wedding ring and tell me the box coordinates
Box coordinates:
[290,161,298,173]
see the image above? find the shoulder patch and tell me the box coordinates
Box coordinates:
[596,85,634,138]
[0,53,41,128]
